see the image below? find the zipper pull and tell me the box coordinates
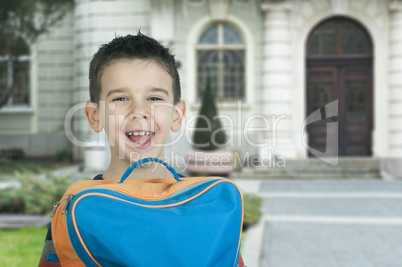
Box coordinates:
[50,200,63,217]
[61,194,75,215]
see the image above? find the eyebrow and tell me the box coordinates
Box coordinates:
[106,88,127,98]
[106,87,170,98]
[150,87,170,96]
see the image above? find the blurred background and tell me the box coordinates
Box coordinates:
[0,0,402,266]
[1,0,401,177]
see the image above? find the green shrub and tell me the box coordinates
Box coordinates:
[17,172,72,215]
[243,193,263,229]
[0,188,24,213]
[0,172,72,215]
[55,149,73,163]
[0,158,70,176]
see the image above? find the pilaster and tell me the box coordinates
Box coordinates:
[388,2,402,156]
[259,1,296,159]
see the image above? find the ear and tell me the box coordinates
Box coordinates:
[85,100,104,133]
[171,100,186,132]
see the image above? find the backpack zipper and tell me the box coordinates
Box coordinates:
[50,200,64,217]
[61,194,76,215]
[51,194,75,217]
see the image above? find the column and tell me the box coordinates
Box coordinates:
[381,3,402,178]
[259,1,295,159]
[389,3,402,157]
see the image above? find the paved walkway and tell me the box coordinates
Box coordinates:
[0,214,50,229]
[238,179,402,267]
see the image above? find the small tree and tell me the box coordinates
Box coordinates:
[192,78,227,150]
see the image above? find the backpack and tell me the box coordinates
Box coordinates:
[51,157,244,267]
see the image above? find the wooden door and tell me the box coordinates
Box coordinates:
[307,67,339,156]
[339,66,372,155]
[306,17,373,157]
[307,63,372,156]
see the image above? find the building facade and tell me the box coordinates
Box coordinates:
[0,0,401,172]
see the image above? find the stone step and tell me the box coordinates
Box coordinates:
[231,158,380,180]
[262,158,378,166]
[231,173,380,180]
[253,166,379,173]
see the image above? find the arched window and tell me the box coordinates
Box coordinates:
[196,23,245,101]
[0,36,30,107]
[307,18,372,57]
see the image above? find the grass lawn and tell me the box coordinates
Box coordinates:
[0,227,47,267]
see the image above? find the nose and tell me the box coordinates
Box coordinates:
[130,102,149,120]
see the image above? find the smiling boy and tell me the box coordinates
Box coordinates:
[86,34,186,180]
[87,60,185,180]
[39,32,244,266]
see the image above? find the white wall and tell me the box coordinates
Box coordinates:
[35,12,75,134]
[0,10,75,156]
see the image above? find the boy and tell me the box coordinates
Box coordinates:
[39,32,244,266]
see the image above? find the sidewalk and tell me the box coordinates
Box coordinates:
[236,179,402,267]
[0,214,50,229]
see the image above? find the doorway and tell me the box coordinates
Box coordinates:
[306,17,373,156]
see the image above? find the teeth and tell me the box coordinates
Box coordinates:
[127,131,152,136]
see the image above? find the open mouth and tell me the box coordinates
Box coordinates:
[126,131,154,147]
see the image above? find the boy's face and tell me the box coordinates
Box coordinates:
[86,59,185,164]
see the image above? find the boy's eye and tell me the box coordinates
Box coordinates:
[113,97,128,101]
[148,96,163,101]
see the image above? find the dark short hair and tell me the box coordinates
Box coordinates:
[89,32,181,104]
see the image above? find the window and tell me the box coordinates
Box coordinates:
[307,18,372,57]
[0,37,30,107]
[196,23,245,101]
